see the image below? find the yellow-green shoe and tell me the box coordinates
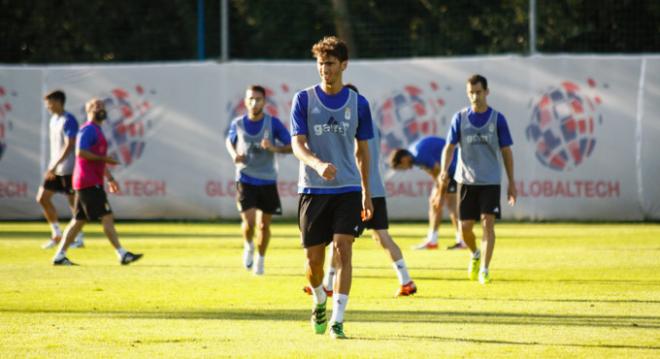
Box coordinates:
[479,270,491,284]
[329,321,347,339]
[311,300,327,334]
[468,257,480,281]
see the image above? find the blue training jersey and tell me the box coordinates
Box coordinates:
[408,136,457,175]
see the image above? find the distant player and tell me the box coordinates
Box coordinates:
[304,83,416,298]
[52,98,142,266]
[291,37,373,339]
[389,136,464,250]
[225,85,292,275]
[439,74,516,284]
[37,90,84,249]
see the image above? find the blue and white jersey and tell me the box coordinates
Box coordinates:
[227,114,291,185]
[290,85,374,194]
[408,136,456,176]
[447,107,513,185]
[48,111,79,175]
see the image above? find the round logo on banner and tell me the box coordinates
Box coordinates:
[374,82,449,161]
[81,85,157,169]
[0,86,17,162]
[526,79,604,171]
[224,84,292,136]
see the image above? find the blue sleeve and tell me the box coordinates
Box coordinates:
[497,113,513,147]
[290,91,308,136]
[77,126,97,151]
[447,112,461,145]
[272,117,291,145]
[227,121,238,145]
[63,113,78,138]
[355,95,374,141]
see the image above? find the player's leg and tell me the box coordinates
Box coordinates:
[98,213,142,265]
[458,183,481,280]
[329,234,353,338]
[322,245,336,293]
[253,211,271,275]
[36,185,61,248]
[414,186,441,250]
[52,218,85,265]
[64,180,85,248]
[445,191,465,249]
[306,243,328,334]
[239,208,257,269]
[373,229,416,296]
[479,214,496,284]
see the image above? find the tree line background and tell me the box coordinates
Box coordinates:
[1,0,658,64]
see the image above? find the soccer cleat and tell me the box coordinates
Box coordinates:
[302,285,333,297]
[396,281,417,297]
[53,256,77,266]
[70,238,85,249]
[479,271,491,284]
[329,322,347,339]
[311,300,328,334]
[413,241,438,250]
[243,248,254,270]
[446,242,467,250]
[41,239,58,249]
[120,252,143,265]
[468,256,480,281]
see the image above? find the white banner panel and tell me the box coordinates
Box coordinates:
[0,55,659,220]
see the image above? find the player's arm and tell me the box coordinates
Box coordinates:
[263,142,292,154]
[77,149,118,164]
[355,139,373,220]
[262,119,293,154]
[291,135,336,180]
[438,143,456,184]
[501,146,516,206]
[104,167,120,193]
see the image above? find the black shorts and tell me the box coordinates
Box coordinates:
[42,175,74,195]
[74,186,113,221]
[298,191,362,248]
[236,182,282,215]
[446,178,458,194]
[361,197,389,231]
[458,184,501,221]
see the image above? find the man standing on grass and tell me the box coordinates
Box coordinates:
[438,74,516,284]
[291,36,373,339]
[52,98,142,266]
[226,85,292,275]
[37,90,85,249]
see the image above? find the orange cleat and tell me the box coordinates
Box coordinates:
[413,241,438,250]
[396,281,418,296]
[303,285,333,297]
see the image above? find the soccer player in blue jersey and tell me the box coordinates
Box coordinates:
[291,37,373,339]
[37,90,85,249]
[439,74,517,284]
[226,85,292,276]
[389,136,464,250]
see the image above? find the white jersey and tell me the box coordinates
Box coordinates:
[48,111,79,175]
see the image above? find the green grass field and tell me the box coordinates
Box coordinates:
[1,221,659,358]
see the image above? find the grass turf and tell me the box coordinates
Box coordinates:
[1,221,659,358]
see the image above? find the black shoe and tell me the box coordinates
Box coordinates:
[447,242,468,250]
[121,252,143,265]
[53,256,77,266]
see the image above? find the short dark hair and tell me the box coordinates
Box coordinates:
[44,90,66,105]
[344,83,358,93]
[311,36,349,62]
[388,148,413,168]
[247,85,266,97]
[467,74,488,90]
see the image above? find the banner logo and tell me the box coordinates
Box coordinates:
[526,80,604,171]
[0,86,16,162]
[374,82,449,158]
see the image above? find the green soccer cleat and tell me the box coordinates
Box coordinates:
[479,270,491,284]
[468,256,480,281]
[311,300,327,334]
[329,321,347,339]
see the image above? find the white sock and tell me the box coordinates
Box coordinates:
[323,267,336,290]
[472,248,481,260]
[50,222,62,237]
[312,285,327,305]
[244,241,254,253]
[480,266,489,274]
[53,250,66,261]
[75,231,84,242]
[427,230,438,244]
[393,259,411,285]
[254,254,265,274]
[116,247,127,260]
[330,294,349,324]
[455,232,463,244]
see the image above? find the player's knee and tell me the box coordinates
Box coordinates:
[258,221,270,231]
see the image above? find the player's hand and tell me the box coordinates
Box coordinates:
[107,179,120,193]
[44,168,56,181]
[260,138,273,151]
[507,182,517,206]
[315,162,337,181]
[361,195,373,221]
[431,182,447,210]
[234,154,247,164]
[104,156,120,165]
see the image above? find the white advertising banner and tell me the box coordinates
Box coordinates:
[0,55,658,220]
